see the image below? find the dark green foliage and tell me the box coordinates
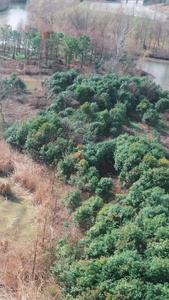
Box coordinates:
[142,108,159,126]
[58,156,77,179]
[40,138,74,164]
[10,73,26,90]
[74,84,95,104]
[114,134,164,184]
[6,71,169,300]
[74,196,104,228]
[45,69,78,94]
[3,73,26,90]
[139,167,169,192]
[136,98,153,116]
[66,189,82,210]
[95,177,113,199]
[6,122,29,149]
[155,98,169,113]
[24,114,63,156]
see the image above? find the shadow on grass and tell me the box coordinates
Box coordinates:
[156,121,169,134]
[3,193,22,203]
[124,121,146,135]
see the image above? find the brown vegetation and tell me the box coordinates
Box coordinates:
[0,182,12,198]
[0,140,83,299]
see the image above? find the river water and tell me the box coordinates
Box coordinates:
[137,58,169,90]
[0,4,27,29]
[1,2,169,90]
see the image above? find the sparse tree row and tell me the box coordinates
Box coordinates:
[0,25,96,68]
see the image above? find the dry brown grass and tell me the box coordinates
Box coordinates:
[0,140,14,174]
[0,140,84,299]
[0,236,55,300]
[13,160,52,204]
[0,182,13,198]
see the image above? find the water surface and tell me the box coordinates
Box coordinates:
[138,58,169,90]
[0,4,27,29]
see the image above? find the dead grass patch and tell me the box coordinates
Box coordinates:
[0,141,84,298]
[0,242,50,299]
[13,160,52,204]
[0,182,13,198]
[13,162,40,193]
[0,140,14,174]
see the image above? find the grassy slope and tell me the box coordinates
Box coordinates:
[0,178,36,244]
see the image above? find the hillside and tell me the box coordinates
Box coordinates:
[3,69,169,299]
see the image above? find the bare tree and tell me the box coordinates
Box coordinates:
[111,9,134,64]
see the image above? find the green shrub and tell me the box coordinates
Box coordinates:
[66,189,82,210]
[142,108,159,126]
[74,196,104,228]
[40,138,74,164]
[7,122,29,149]
[136,98,153,116]
[75,84,95,104]
[155,98,169,113]
[95,177,113,199]
[8,73,26,90]
[58,156,77,179]
[47,69,78,93]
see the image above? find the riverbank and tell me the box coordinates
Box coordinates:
[142,48,169,62]
[0,58,52,76]
[150,3,169,15]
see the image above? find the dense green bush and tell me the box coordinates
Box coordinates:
[58,156,77,179]
[155,98,169,113]
[142,108,159,126]
[95,177,113,199]
[74,84,95,104]
[74,196,104,228]
[66,189,82,210]
[40,138,74,164]
[45,69,78,94]
[6,70,169,300]
[136,98,153,116]
[7,122,29,149]
[3,73,26,90]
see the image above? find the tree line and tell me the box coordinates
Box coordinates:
[1,13,169,73]
[27,0,169,69]
[0,24,102,68]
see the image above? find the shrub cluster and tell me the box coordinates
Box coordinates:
[6,70,169,299]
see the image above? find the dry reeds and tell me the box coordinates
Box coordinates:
[0,140,14,174]
[0,240,52,300]
[13,160,52,204]
[0,140,83,299]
